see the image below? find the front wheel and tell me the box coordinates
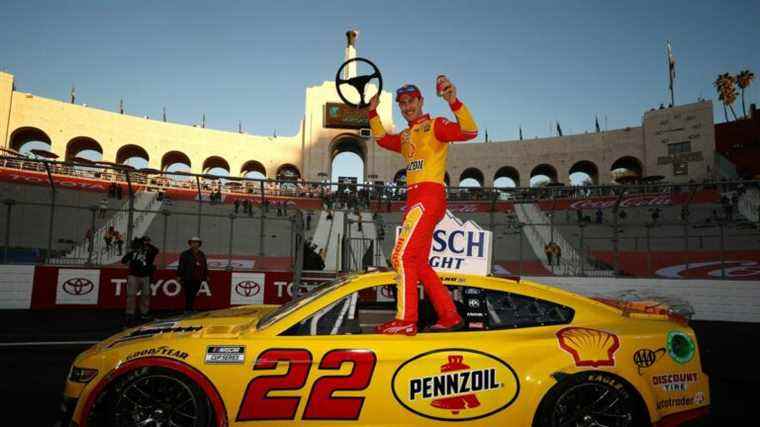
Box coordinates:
[88,367,213,427]
[532,372,648,427]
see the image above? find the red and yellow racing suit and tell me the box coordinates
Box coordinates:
[368,99,478,322]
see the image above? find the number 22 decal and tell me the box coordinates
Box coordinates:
[236,348,377,421]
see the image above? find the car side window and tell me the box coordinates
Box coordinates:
[279,283,575,336]
[464,288,574,330]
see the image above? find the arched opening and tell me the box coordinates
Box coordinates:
[610,156,643,184]
[494,166,520,188]
[276,164,301,181]
[9,127,52,156]
[241,160,267,180]
[116,144,150,169]
[444,171,451,186]
[569,160,599,186]
[330,137,366,184]
[530,163,558,187]
[65,137,102,162]
[459,167,484,188]
[161,151,192,179]
[202,156,231,177]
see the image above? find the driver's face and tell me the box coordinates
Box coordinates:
[397,95,423,123]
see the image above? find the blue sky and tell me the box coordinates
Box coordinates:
[2,0,758,184]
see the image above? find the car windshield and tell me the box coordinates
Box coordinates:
[256,277,351,330]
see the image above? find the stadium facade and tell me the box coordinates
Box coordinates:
[0,39,716,187]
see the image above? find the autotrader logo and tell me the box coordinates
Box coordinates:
[235,280,261,297]
[62,278,94,296]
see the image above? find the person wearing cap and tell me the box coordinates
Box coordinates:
[367,75,478,335]
[177,236,208,313]
[121,236,159,325]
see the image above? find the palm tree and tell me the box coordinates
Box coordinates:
[736,70,755,119]
[714,73,739,121]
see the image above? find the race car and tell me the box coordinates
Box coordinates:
[60,272,709,426]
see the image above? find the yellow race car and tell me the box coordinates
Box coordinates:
[60,272,709,426]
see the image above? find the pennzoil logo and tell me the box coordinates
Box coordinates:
[392,349,519,421]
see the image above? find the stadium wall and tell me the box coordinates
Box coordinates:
[2,264,758,323]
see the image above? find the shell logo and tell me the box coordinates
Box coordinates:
[391,349,520,421]
[556,327,621,368]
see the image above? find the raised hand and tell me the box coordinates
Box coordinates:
[436,75,457,103]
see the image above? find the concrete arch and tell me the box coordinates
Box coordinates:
[241,160,267,177]
[9,127,52,153]
[65,137,103,161]
[568,160,599,185]
[459,167,485,187]
[115,144,150,165]
[530,163,558,186]
[610,155,643,183]
[494,166,520,187]
[202,156,231,175]
[161,151,192,171]
[276,163,301,180]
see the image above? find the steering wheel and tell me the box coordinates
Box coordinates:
[335,57,383,109]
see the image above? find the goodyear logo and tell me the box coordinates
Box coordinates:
[392,349,519,421]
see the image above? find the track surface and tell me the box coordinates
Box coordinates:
[0,310,754,426]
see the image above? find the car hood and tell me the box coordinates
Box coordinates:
[96,305,279,350]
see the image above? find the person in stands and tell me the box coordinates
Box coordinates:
[177,236,208,313]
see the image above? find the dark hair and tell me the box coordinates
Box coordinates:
[131,238,143,250]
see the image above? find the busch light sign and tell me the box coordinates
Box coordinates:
[396,210,492,275]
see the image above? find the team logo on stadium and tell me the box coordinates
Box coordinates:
[62,278,95,296]
[392,349,519,421]
[235,280,261,297]
[557,327,620,367]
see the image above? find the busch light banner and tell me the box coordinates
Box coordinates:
[396,210,492,275]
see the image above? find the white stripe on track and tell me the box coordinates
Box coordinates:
[0,340,99,347]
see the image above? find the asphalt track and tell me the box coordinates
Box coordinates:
[0,310,755,426]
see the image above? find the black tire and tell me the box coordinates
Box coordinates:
[87,366,213,427]
[532,372,649,427]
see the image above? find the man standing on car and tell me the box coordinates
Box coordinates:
[177,236,208,313]
[368,75,478,335]
[121,236,159,324]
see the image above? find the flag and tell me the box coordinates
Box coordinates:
[595,116,600,133]
[519,125,523,140]
[70,85,76,104]
[484,128,489,142]
[556,121,563,137]
[162,107,167,122]
[202,113,206,128]
[119,99,124,114]
[667,40,676,89]
[238,121,243,133]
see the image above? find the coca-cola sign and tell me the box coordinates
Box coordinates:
[569,195,674,210]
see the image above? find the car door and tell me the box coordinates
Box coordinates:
[231,281,574,426]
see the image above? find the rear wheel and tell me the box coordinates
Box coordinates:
[88,367,213,427]
[533,372,648,427]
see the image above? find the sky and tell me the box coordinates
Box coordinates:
[2,0,758,184]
